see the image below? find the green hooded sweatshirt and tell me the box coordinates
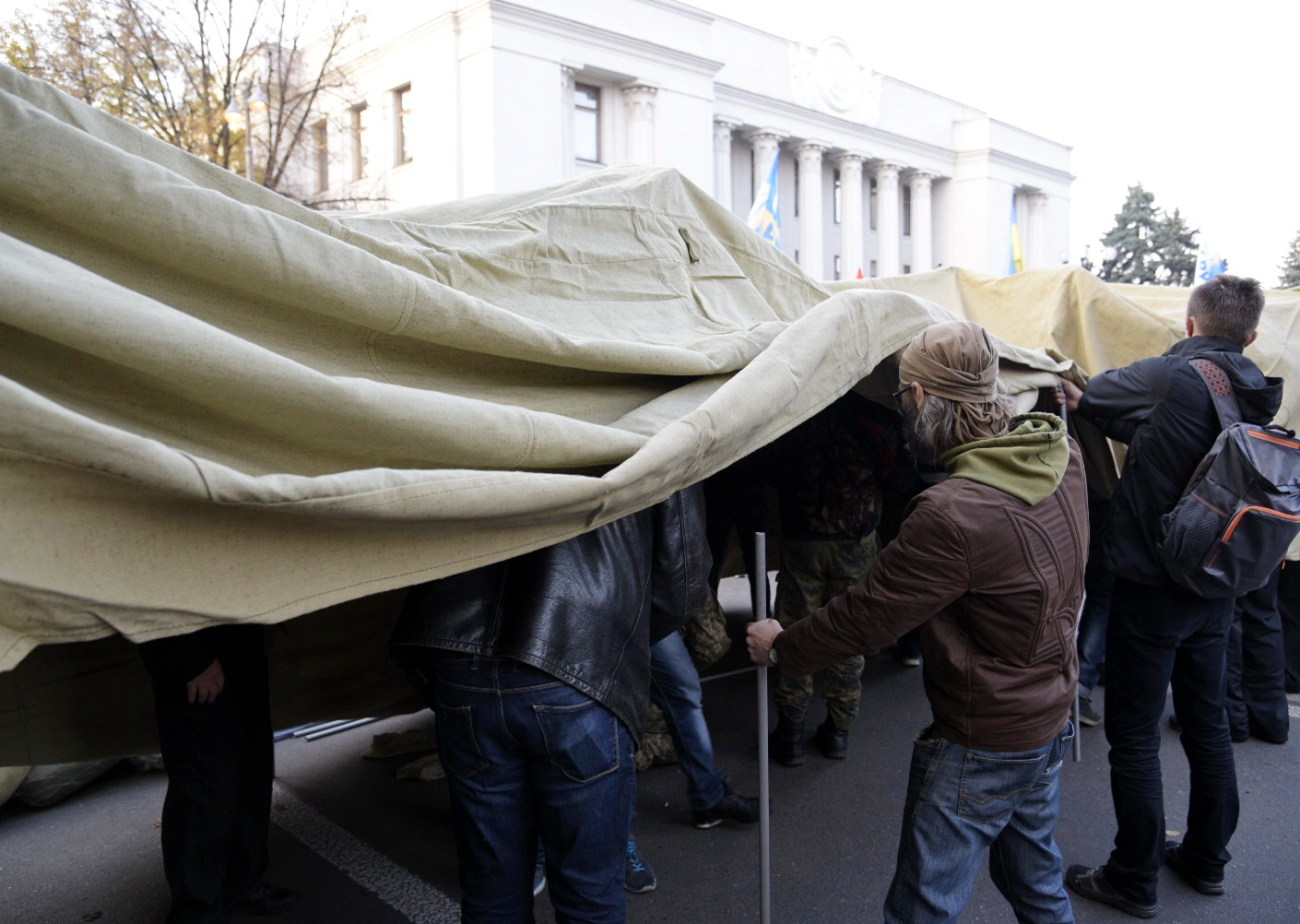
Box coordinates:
[941,412,1070,506]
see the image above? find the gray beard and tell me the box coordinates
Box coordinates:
[902,405,940,468]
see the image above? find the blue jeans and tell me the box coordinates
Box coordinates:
[410,653,634,924]
[649,631,726,811]
[884,722,1076,924]
[1103,578,1238,903]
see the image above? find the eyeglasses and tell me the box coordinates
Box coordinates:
[891,385,911,409]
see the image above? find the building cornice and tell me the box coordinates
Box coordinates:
[715,83,954,178]
[955,148,1075,186]
[489,0,725,77]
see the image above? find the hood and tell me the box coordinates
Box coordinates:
[941,412,1069,506]
[1170,336,1284,425]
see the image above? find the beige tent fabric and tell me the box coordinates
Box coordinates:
[1,64,1290,765]
[3,65,950,672]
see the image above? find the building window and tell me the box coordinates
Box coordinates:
[903,264,912,274]
[870,260,877,277]
[833,254,842,279]
[313,119,328,192]
[832,169,842,224]
[393,84,412,165]
[902,184,912,237]
[869,178,878,230]
[350,102,368,181]
[574,83,601,162]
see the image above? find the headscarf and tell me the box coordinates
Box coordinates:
[898,320,1006,444]
[898,319,999,402]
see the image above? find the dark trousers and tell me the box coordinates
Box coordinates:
[147,630,273,924]
[1279,563,1300,694]
[1226,566,1289,742]
[1103,578,1238,903]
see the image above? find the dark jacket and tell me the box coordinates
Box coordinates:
[774,414,1088,751]
[1076,336,1283,588]
[769,392,914,542]
[389,486,711,741]
[139,624,265,686]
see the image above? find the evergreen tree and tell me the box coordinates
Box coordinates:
[1152,208,1199,287]
[1279,229,1300,288]
[1098,184,1161,284]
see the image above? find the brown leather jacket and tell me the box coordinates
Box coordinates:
[773,414,1088,751]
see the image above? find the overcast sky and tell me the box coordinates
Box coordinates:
[691,0,1299,285]
[5,0,1296,283]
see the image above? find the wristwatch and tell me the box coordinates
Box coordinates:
[767,645,779,666]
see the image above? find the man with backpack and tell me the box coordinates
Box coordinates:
[1060,275,1283,918]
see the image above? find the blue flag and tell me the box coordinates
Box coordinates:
[1009,195,1025,274]
[746,149,781,246]
[1196,250,1227,283]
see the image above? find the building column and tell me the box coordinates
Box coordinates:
[560,66,576,174]
[796,141,828,277]
[713,117,743,208]
[622,84,658,165]
[909,171,934,272]
[1028,191,1050,269]
[875,162,902,276]
[837,153,866,278]
[747,129,784,198]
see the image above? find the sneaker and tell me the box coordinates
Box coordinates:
[234,882,299,917]
[1164,840,1224,895]
[1065,864,1157,919]
[1078,695,1102,727]
[624,840,657,894]
[692,784,759,829]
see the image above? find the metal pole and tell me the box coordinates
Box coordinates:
[303,717,379,741]
[1073,596,1085,763]
[754,531,771,924]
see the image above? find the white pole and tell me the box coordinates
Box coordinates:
[754,532,771,924]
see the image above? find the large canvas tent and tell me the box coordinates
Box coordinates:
[1,65,1295,769]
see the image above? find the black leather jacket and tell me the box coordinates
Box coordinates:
[1077,336,1282,588]
[389,486,711,741]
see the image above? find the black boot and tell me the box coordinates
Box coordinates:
[769,715,805,767]
[814,719,849,759]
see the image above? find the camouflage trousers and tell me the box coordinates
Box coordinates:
[773,532,879,730]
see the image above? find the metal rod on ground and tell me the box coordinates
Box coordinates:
[303,717,380,741]
[754,531,772,924]
[273,724,316,742]
[292,720,351,737]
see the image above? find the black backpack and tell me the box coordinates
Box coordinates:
[1156,358,1300,599]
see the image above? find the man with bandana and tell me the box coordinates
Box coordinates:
[747,319,1088,924]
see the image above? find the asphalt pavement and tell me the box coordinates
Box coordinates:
[2,576,1298,923]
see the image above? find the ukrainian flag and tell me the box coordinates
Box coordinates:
[747,149,781,246]
[1009,194,1025,274]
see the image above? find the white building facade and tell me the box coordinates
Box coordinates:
[299,0,1073,279]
